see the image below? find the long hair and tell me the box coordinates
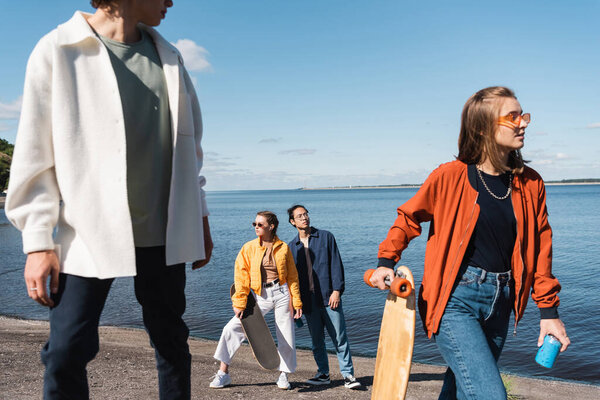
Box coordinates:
[256,211,279,236]
[457,86,525,174]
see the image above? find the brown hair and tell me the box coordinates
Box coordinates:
[256,211,279,236]
[90,0,117,9]
[457,86,525,174]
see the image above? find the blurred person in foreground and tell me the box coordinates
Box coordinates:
[5,1,212,398]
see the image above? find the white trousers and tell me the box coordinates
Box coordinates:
[213,282,297,373]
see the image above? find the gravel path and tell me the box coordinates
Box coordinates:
[0,316,598,399]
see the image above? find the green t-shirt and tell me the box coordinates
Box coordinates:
[99,29,172,247]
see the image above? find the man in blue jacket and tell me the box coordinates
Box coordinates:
[287,205,361,389]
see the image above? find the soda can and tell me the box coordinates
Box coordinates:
[535,334,561,368]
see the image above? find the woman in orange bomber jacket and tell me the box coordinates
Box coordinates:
[211,211,302,390]
[370,87,570,400]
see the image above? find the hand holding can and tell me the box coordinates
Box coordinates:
[535,334,561,368]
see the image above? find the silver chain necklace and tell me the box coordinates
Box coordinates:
[476,167,512,200]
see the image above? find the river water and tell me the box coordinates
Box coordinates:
[1,185,598,384]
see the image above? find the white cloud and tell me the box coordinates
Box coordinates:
[0,97,22,120]
[203,151,238,168]
[203,168,301,190]
[171,39,212,72]
[190,75,198,88]
[586,122,600,129]
[258,138,281,144]
[202,167,431,191]
[278,149,316,155]
[529,151,572,166]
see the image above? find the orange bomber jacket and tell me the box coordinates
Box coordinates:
[378,160,561,338]
[232,236,303,310]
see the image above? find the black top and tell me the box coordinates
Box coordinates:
[462,164,516,273]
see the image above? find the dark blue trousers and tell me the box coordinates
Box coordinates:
[41,246,191,400]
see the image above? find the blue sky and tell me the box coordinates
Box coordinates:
[1,0,599,190]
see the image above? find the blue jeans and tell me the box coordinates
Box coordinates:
[305,291,354,377]
[434,266,512,400]
[42,246,191,400]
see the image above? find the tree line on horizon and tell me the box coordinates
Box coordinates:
[0,138,14,192]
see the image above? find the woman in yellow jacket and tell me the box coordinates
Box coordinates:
[211,211,303,390]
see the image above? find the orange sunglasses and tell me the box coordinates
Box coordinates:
[497,112,531,129]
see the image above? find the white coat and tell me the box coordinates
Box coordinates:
[6,11,209,279]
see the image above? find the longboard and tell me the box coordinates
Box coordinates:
[364,266,416,400]
[230,284,280,370]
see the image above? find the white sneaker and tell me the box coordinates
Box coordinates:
[276,372,291,390]
[209,370,231,388]
[344,374,362,389]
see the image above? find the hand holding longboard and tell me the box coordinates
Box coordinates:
[364,266,416,400]
[363,268,413,298]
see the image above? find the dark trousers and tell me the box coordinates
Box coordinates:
[41,246,191,400]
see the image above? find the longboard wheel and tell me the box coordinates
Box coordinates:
[390,277,412,298]
[363,269,376,287]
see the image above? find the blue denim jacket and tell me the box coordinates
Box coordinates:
[288,227,345,313]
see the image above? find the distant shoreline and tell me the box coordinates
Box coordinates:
[545,182,600,186]
[300,185,421,191]
[1,182,598,204]
[300,181,600,191]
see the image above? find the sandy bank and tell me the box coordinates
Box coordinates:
[0,316,598,399]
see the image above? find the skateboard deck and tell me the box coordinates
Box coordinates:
[366,266,416,400]
[230,284,280,370]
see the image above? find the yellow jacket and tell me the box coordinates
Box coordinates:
[232,236,303,310]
